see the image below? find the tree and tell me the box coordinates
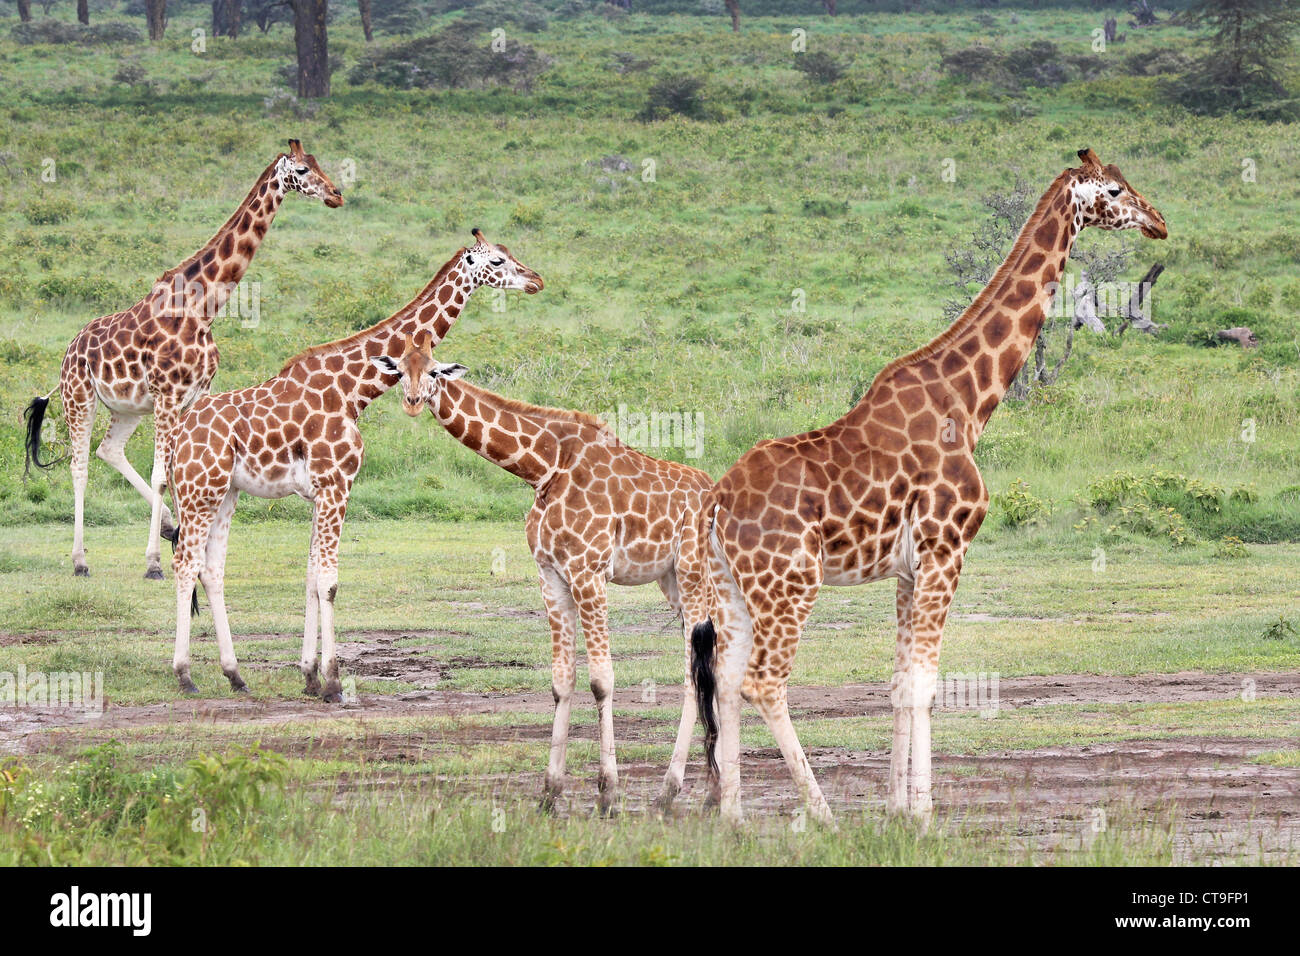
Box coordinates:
[288,0,330,98]
[724,0,739,32]
[145,0,167,40]
[358,0,372,41]
[212,0,243,38]
[1173,0,1300,115]
[77,0,88,24]
[17,0,32,22]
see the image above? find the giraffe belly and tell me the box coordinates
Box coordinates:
[231,455,313,500]
[92,377,151,414]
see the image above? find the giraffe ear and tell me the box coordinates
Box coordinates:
[432,363,467,381]
[371,355,401,377]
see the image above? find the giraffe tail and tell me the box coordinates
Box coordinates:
[22,392,65,477]
[691,618,718,776]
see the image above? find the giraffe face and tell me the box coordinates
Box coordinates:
[372,334,466,416]
[461,229,543,294]
[276,139,344,208]
[1070,148,1166,239]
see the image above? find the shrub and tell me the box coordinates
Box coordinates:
[23,197,75,226]
[793,51,846,85]
[349,22,551,91]
[640,73,710,121]
[995,478,1048,528]
[1213,536,1248,558]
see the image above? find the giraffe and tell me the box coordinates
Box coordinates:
[167,231,542,701]
[691,149,1167,826]
[379,333,715,815]
[23,139,343,580]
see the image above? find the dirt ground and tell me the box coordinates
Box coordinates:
[3,662,1296,862]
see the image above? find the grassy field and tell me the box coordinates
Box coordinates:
[0,2,1298,865]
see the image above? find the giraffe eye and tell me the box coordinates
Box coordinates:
[1108,187,1121,198]
[490,258,504,267]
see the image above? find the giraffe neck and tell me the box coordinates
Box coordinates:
[428,380,566,489]
[152,158,288,323]
[279,255,475,420]
[857,171,1081,436]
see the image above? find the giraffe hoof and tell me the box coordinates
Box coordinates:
[230,682,250,695]
[302,681,322,697]
[322,691,344,704]
[144,568,164,581]
[179,681,199,696]
[538,784,562,814]
[597,802,619,819]
[74,566,89,578]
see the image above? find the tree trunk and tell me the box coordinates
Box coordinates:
[17,0,32,23]
[291,0,330,99]
[212,0,243,38]
[358,0,372,42]
[145,0,167,40]
[724,0,739,32]
[77,0,89,25]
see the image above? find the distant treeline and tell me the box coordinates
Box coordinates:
[600,0,1194,15]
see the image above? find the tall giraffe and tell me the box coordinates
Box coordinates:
[23,139,343,580]
[381,334,714,815]
[167,232,542,701]
[692,150,1167,825]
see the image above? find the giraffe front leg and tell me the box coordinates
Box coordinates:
[299,525,321,696]
[896,550,961,828]
[887,575,915,817]
[144,404,177,580]
[172,506,214,695]
[571,571,619,816]
[200,489,246,694]
[538,566,577,813]
[312,485,349,704]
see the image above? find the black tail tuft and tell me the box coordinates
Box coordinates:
[691,618,718,775]
[22,396,63,477]
[190,586,200,618]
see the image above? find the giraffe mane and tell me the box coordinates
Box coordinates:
[863,168,1074,391]
[156,157,282,285]
[460,383,615,440]
[277,252,464,374]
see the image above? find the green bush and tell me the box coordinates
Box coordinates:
[640,73,711,121]
[994,478,1048,529]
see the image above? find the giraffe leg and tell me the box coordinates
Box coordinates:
[708,548,754,824]
[199,488,246,693]
[143,403,178,580]
[64,396,94,577]
[299,521,322,696]
[892,549,961,828]
[887,575,915,817]
[172,497,216,695]
[95,411,176,535]
[655,569,698,815]
[571,571,619,816]
[537,566,578,813]
[312,484,350,703]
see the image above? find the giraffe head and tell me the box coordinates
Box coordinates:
[274,138,345,208]
[372,333,467,416]
[460,229,544,294]
[1069,148,1166,239]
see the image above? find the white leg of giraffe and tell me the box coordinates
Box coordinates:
[143,408,175,581]
[571,570,618,815]
[655,570,699,813]
[64,394,94,577]
[908,663,939,826]
[95,411,176,534]
[538,565,578,812]
[173,499,216,695]
[199,487,246,693]
[750,681,835,828]
[313,484,349,703]
[708,538,753,825]
[887,575,916,816]
[299,521,322,696]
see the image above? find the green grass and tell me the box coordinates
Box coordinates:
[1,2,1298,866]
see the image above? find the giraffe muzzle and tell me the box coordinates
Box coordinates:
[1140,210,1167,240]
